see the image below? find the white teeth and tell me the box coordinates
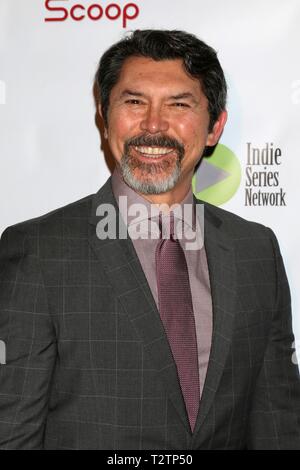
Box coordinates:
[134,146,173,157]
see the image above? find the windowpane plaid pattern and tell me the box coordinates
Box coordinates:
[0,178,299,449]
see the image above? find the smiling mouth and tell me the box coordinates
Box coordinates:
[132,145,175,159]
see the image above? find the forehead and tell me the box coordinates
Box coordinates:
[112,56,203,96]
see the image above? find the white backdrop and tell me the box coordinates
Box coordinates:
[0,0,299,357]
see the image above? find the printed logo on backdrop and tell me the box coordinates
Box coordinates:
[44,0,140,28]
[245,143,286,206]
[192,144,241,206]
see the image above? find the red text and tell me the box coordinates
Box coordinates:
[44,0,140,28]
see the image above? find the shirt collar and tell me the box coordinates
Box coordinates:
[111,165,196,232]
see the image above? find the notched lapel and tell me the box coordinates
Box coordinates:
[192,200,237,438]
[88,178,191,434]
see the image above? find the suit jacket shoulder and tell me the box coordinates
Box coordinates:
[202,199,271,239]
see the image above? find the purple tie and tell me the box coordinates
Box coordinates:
[155,212,200,432]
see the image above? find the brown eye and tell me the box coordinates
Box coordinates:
[172,102,190,108]
[125,99,143,105]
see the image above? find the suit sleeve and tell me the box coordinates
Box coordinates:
[0,226,57,449]
[246,228,300,449]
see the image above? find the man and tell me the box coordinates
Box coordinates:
[0,30,299,450]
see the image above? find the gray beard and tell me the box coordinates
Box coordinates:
[119,152,182,195]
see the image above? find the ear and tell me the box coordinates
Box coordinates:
[206,110,228,146]
[98,104,108,139]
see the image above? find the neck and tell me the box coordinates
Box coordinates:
[137,178,192,210]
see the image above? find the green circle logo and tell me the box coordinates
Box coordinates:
[192,143,241,206]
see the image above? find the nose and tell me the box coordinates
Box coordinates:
[140,104,169,134]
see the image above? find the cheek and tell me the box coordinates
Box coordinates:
[107,120,127,151]
[178,125,209,167]
[108,115,125,137]
[108,110,139,142]
[176,115,207,140]
[177,120,207,153]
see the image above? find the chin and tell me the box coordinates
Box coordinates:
[126,171,180,194]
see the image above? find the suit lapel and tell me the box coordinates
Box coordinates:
[88,178,191,434]
[192,198,237,438]
[88,180,238,439]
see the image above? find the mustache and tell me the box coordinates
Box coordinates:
[124,134,185,155]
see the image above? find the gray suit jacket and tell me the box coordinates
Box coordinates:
[0,177,299,449]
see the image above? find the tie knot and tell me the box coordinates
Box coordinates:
[158,211,175,239]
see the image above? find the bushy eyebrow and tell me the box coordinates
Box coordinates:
[119,90,198,103]
[168,92,197,101]
[120,89,144,98]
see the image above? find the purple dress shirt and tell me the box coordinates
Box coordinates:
[111,166,213,399]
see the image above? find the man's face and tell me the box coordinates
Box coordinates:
[102,56,226,195]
